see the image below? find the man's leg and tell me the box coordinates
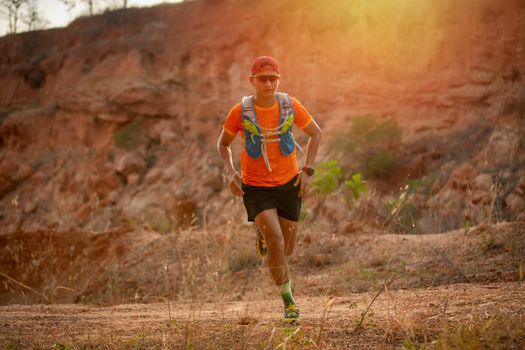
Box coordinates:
[255,208,288,285]
[278,216,298,294]
[255,209,299,321]
[278,216,298,257]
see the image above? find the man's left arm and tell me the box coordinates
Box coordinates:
[294,119,322,197]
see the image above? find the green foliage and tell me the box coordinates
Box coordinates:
[462,220,472,234]
[55,343,69,350]
[370,118,402,143]
[114,121,148,150]
[346,116,376,149]
[330,114,402,179]
[349,115,401,146]
[309,160,369,211]
[311,160,342,195]
[402,338,417,350]
[277,327,312,349]
[345,173,368,206]
[366,150,396,178]
[349,115,401,145]
[407,176,436,196]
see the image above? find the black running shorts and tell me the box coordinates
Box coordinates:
[242,175,301,222]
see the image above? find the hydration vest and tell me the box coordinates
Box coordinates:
[241,92,296,172]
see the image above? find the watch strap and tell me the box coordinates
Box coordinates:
[302,166,315,176]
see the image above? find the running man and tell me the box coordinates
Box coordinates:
[217,56,322,322]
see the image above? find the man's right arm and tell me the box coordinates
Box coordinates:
[217,129,237,177]
[217,129,244,197]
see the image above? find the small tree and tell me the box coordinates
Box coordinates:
[311,160,342,196]
[345,173,368,207]
[309,160,342,217]
[2,0,26,34]
[60,0,95,16]
[21,0,48,31]
[60,0,128,17]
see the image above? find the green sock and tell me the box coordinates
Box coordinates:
[279,281,296,306]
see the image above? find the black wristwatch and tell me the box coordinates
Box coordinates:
[302,166,315,176]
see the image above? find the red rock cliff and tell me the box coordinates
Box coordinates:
[0,0,524,233]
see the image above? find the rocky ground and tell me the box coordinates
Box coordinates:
[1,282,524,349]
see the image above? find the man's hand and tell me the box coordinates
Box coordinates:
[293,171,311,198]
[229,171,244,197]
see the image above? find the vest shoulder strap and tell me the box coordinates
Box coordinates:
[276,92,292,110]
[276,92,294,122]
[241,96,257,123]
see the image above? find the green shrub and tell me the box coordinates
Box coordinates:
[114,121,148,150]
[55,343,70,350]
[311,159,342,195]
[349,115,402,148]
[407,176,436,196]
[310,161,369,209]
[369,118,402,144]
[330,115,402,179]
[366,150,396,178]
[344,172,368,206]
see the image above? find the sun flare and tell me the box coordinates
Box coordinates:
[346,0,443,76]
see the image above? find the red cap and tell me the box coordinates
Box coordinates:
[250,56,279,75]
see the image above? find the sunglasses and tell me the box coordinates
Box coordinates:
[253,75,280,83]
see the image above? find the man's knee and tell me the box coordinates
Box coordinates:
[284,238,296,256]
[265,231,285,251]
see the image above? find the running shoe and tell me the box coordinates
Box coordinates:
[284,303,300,323]
[255,223,267,257]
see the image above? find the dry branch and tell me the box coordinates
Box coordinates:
[0,271,50,303]
[353,274,404,333]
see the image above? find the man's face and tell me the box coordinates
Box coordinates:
[249,70,280,99]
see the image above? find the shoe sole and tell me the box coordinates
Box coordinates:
[283,318,300,325]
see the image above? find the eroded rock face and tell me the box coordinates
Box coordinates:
[420,111,525,230]
[113,152,146,179]
[0,0,524,232]
[506,193,525,214]
[1,1,524,122]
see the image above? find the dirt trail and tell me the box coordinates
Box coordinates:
[1,282,524,349]
[1,222,524,348]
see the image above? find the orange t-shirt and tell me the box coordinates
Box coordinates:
[223,95,313,187]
